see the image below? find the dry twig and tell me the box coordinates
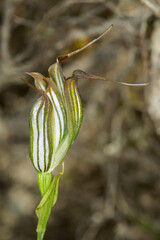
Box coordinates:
[140,0,160,17]
[1,0,13,66]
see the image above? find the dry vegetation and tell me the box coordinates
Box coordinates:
[1,0,160,239]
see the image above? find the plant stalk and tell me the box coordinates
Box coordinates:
[36,167,63,240]
[37,232,44,240]
[36,172,52,240]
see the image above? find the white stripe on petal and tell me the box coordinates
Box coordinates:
[48,90,64,147]
[31,99,42,171]
[38,104,45,172]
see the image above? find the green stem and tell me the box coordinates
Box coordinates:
[36,167,63,240]
[36,172,52,240]
[37,232,44,240]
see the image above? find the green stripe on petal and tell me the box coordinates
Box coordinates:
[48,61,65,99]
[64,78,84,145]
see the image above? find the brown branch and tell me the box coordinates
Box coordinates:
[43,0,105,21]
[13,16,36,28]
[1,0,13,65]
[140,0,160,17]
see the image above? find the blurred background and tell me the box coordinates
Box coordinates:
[1,0,160,239]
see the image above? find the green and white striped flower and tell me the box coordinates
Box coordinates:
[28,59,83,173]
[21,25,149,240]
[25,24,148,174]
[26,25,113,174]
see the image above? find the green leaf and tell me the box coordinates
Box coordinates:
[36,164,64,239]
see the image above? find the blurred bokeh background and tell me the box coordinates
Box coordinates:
[1,0,160,239]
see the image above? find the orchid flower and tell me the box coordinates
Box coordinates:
[22,24,148,240]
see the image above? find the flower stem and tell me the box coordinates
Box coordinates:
[36,168,63,240]
[36,172,52,240]
[37,232,44,240]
